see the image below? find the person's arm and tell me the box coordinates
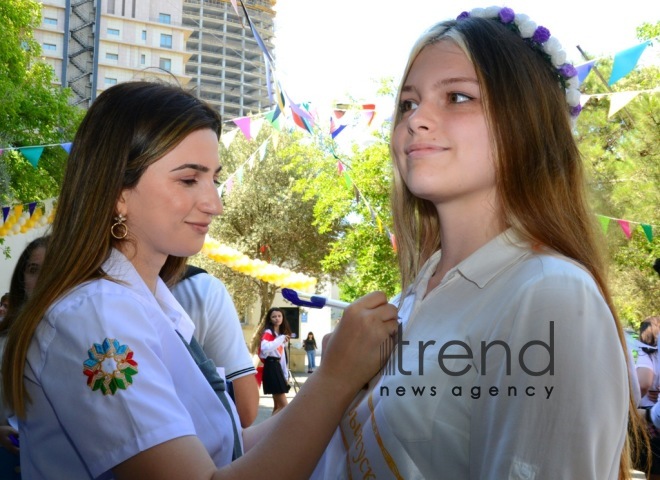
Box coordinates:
[0,425,19,455]
[260,331,287,356]
[113,291,398,479]
[230,374,258,427]
[637,366,653,398]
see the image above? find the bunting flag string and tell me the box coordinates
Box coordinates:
[575,37,658,87]
[579,87,660,118]
[0,142,71,168]
[0,198,57,237]
[596,214,656,242]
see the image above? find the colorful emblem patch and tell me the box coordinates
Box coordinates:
[82,338,138,395]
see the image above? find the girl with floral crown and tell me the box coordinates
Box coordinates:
[311,6,643,479]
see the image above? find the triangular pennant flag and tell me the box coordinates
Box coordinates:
[616,219,633,239]
[28,202,37,216]
[60,142,72,153]
[236,165,244,183]
[608,91,639,118]
[229,0,239,16]
[19,146,45,167]
[225,176,235,195]
[221,128,238,149]
[252,118,265,140]
[331,124,346,139]
[362,110,376,127]
[608,41,650,86]
[575,60,596,86]
[0,149,4,155]
[377,216,383,234]
[247,152,257,169]
[598,215,610,234]
[641,224,653,242]
[390,233,397,252]
[291,110,313,134]
[337,161,345,174]
[343,172,352,189]
[258,140,268,161]
[2,206,9,222]
[232,117,252,141]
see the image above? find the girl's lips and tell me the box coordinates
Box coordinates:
[189,223,210,234]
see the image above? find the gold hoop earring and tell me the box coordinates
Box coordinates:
[111,214,128,240]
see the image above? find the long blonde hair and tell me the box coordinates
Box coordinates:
[2,81,221,417]
[390,17,643,479]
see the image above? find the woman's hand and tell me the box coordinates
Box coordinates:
[319,291,398,395]
[0,425,19,455]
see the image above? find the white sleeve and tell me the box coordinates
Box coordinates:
[470,267,627,480]
[173,274,256,381]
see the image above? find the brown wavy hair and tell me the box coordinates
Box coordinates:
[2,81,221,417]
[389,17,643,479]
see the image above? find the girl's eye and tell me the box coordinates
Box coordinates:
[181,178,197,186]
[450,92,472,103]
[398,99,419,115]
[213,177,221,186]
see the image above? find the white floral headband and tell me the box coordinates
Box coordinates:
[457,6,582,120]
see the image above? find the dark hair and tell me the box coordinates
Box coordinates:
[653,258,660,276]
[264,307,292,337]
[0,235,50,336]
[640,316,660,354]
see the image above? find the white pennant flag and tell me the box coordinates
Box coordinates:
[608,91,639,118]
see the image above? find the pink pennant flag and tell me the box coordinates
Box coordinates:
[225,176,235,195]
[337,161,345,174]
[232,117,252,141]
[390,233,397,252]
[616,219,633,239]
[230,0,239,15]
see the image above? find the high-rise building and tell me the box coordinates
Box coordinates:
[183,0,276,119]
[34,0,274,117]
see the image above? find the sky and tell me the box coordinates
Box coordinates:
[271,0,659,110]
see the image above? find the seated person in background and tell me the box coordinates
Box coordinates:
[170,265,259,427]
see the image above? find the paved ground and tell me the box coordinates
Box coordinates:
[254,369,313,424]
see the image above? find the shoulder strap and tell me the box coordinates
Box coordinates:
[176,331,243,460]
[182,265,208,281]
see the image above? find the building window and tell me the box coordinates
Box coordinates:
[43,43,57,51]
[160,34,172,49]
[159,58,172,71]
[140,54,146,65]
[105,78,118,86]
[158,13,171,24]
[43,17,57,26]
[107,28,120,36]
[106,52,118,61]
[141,30,147,41]
[108,0,115,14]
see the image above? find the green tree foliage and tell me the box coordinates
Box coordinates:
[576,23,659,327]
[191,123,342,322]
[291,115,400,302]
[0,0,83,206]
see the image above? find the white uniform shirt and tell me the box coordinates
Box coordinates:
[171,272,256,382]
[20,249,237,479]
[636,349,660,407]
[312,230,628,480]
